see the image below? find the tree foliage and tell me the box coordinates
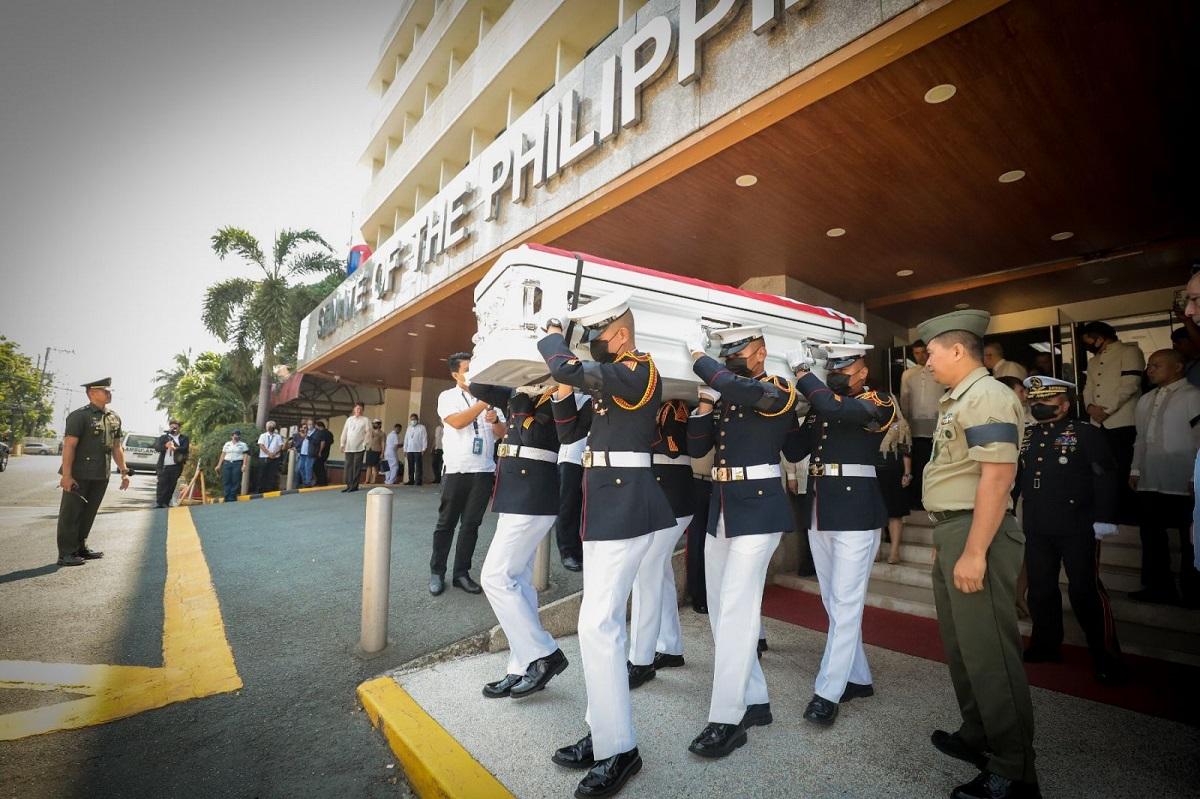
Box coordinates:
[170,351,259,435]
[0,337,54,443]
[204,227,342,428]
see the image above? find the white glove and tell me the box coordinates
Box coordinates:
[685,328,709,357]
[1093,523,1118,540]
[786,344,816,373]
[537,311,565,334]
[698,386,720,405]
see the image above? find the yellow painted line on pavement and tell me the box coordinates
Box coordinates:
[358,676,515,799]
[0,507,241,739]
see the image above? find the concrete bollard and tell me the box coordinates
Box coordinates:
[286,449,297,491]
[359,487,394,655]
[533,535,551,592]
[240,457,251,496]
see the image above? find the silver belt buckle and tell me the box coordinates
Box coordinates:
[732,467,745,481]
[582,450,593,468]
[928,512,938,524]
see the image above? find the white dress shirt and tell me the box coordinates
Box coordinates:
[340,415,372,453]
[404,423,428,453]
[221,440,249,462]
[437,388,496,474]
[385,430,401,460]
[257,432,283,459]
[1131,378,1200,495]
[1083,340,1145,429]
[900,365,944,438]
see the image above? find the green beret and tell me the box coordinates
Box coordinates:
[916,310,990,344]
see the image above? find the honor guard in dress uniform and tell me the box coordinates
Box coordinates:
[627,398,695,687]
[1016,376,1125,683]
[56,378,131,566]
[556,395,589,572]
[787,342,896,726]
[465,379,570,700]
[684,325,806,759]
[918,310,1039,799]
[539,291,675,799]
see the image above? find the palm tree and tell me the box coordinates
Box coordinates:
[173,351,259,432]
[203,227,341,428]
[152,349,193,414]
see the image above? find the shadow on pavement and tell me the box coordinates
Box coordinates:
[0,564,59,585]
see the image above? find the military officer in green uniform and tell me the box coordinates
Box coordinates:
[56,378,131,566]
[918,311,1039,799]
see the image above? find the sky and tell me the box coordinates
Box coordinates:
[0,0,398,436]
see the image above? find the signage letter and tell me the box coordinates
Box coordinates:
[679,0,738,85]
[620,15,675,129]
[511,114,547,203]
[559,88,599,168]
[598,55,619,143]
[445,185,474,249]
[484,150,512,221]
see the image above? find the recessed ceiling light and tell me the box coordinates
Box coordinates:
[954,303,970,310]
[1050,231,1074,241]
[998,170,1025,183]
[409,368,416,371]
[826,227,846,238]
[373,347,384,352]
[424,323,436,328]
[375,379,384,383]
[896,269,914,277]
[407,332,419,337]
[924,84,957,104]
[325,370,336,374]
[735,174,757,187]
[1092,277,1110,285]
[349,359,358,364]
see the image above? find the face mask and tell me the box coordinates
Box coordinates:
[1084,340,1101,354]
[589,338,616,364]
[724,357,752,377]
[827,372,853,395]
[1030,403,1059,421]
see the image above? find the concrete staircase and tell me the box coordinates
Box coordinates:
[773,512,1200,666]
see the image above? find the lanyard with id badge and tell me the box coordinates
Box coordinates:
[463,391,485,455]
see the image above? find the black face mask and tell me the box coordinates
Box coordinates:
[1030,403,1060,421]
[724,357,752,377]
[827,372,853,395]
[589,338,616,364]
[1084,340,1101,354]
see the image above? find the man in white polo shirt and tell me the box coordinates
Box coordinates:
[340,402,372,493]
[429,352,503,596]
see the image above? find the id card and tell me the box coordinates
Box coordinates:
[472,437,484,455]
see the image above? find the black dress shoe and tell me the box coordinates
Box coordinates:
[757,637,769,654]
[57,555,85,566]
[740,702,772,728]
[1022,647,1063,664]
[452,575,482,594]
[931,729,988,770]
[429,574,446,596]
[340,486,351,493]
[692,603,708,614]
[803,694,838,726]
[840,682,874,702]
[482,673,523,698]
[575,748,641,798]
[626,661,656,689]
[552,734,594,769]
[76,547,104,560]
[952,771,1042,799]
[652,652,684,669]
[511,649,568,697]
[687,722,747,758]
[562,555,583,572]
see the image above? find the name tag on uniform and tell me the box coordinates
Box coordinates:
[472,437,484,455]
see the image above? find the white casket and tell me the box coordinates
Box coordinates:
[469,243,867,399]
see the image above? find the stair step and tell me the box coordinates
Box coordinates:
[874,552,1143,593]
[774,573,1200,666]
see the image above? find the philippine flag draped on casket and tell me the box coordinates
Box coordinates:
[469,244,866,399]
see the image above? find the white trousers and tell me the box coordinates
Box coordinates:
[580,534,655,759]
[384,454,401,485]
[808,520,881,702]
[481,513,559,675]
[705,514,782,725]
[628,515,692,664]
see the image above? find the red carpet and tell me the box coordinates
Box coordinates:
[762,584,1200,726]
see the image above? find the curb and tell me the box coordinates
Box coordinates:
[358,676,515,799]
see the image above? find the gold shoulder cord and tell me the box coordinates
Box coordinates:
[612,352,657,411]
[859,390,898,432]
[755,375,797,418]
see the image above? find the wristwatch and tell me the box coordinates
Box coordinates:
[123,469,135,477]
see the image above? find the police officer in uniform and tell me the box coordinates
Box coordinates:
[540,291,675,799]
[627,398,695,686]
[788,342,896,726]
[918,310,1039,799]
[57,378,131,566]
[1016,376,1124,683]
[466,379,570,699]
[684,325,805,758]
